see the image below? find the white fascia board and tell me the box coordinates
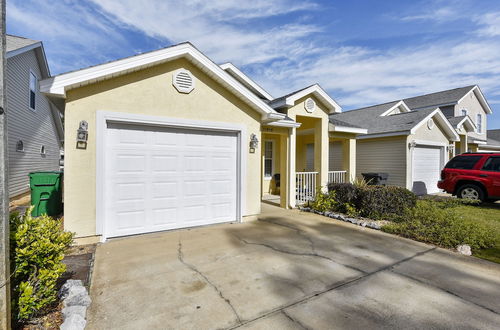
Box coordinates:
[379,100,410,117]
[456,116,476,132]
[330,125,368,134]
[6,42,42,59]
[356,130,411,139]
[457,85,493,114]
[266,119,302,128]
[410,108,460,141]
[220,63,273,100]
[470,139,488,145]
[264,112,286,121]
[284,84,342,113]
[39,43,280,120]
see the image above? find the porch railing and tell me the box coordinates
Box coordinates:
[296,171,318,205]
[328,170,347,184]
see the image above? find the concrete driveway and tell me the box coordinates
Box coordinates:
[86,204,500,329]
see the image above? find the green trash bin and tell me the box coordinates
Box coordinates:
[29,171,63,217]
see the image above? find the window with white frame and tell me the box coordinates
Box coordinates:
[264,140,274,178]
[461,109,467,116]
[477,113,483,133]
[29,72,37,110]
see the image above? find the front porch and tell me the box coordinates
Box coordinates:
[261,115,358,207]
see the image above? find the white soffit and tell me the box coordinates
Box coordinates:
[39,42,284,121]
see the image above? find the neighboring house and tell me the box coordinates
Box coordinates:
[330,101,459,194]
[483,129,500,151]
[6,35,64,198]
[40,42,366,241]
[330,85,497,195]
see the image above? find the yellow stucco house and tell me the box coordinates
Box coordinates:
[40,42,366,242]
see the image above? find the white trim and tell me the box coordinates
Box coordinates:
[453,116,476,132]
[220,63,273,100]
[413,139,448,147]
[29,70,37,112]
[410,109,459,141]
[40,43,281,121]
[6,41,42,59]
[329,125,368,134]
[96,111,247,241]
[457,85,492,114]
[470,139,487,145]
[409,142,447,193]
[379,100,411,117]
[270,84,342,114]
[476,113,483,134]
[266,119,301,128]
[357,130,411,139]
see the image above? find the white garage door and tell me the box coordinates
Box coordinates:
[412,146,443,195]
[104,122,238,238]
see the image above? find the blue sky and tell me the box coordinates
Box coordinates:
[7,0,500,128]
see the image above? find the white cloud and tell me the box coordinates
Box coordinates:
[475,11,500,37]
[401,6,460,22]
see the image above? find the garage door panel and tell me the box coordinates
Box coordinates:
[412,146,442,195]
[104,123,238,238]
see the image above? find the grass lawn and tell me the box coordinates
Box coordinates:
[455,202,500,264]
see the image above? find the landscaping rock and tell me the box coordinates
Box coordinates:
[64,285,91,307]
[59,279,84,299]
[60,313,86,330]
[457,244,472,256]
[62,305,87,319]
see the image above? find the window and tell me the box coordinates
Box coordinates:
[482,157,500,172]
[445,155,482,169]
[264,140,274,178]
[16,140,24,152]
[477,114,483,133]
[461,109,468,116]
[40,145,46,155]
[29,72,37,110]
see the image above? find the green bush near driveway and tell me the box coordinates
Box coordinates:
[10,208,74,323]
[312,185,497,261]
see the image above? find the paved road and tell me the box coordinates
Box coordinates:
[86,203,500,329]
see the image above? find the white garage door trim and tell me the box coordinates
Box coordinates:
[410,140,447,195]
[96,111,247,241]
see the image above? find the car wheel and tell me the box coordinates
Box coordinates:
[457,184,485,202]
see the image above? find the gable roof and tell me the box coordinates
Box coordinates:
[6,34,50,78]
[330,101,458,140]
[219,63,273,101]
[447,115,476,132]
[39,42,287,122]
[403,85,492,114]
[268,84,342,113]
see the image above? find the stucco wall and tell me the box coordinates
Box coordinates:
[64,58,262,237]
[455,92,487,140]
[412,119,451,144]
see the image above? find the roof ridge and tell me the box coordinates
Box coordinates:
[403,85,476,101]
[339,100,402,114]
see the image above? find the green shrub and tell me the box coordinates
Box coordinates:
[10,208,73,322]
[356,186,417,219]
[309,189,339,213]
[327,183,358,205]
[382,200,495,250]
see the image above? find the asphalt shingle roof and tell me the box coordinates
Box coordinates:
[487,129,500,145]
[268,85,315,108]
[447,115,468,127]
[6,34,39,53]
[330,102,436,135]
[403,86,475,110]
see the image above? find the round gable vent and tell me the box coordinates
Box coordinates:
[427,118,435,130]
[304,98,316,113]
[173,69,195,93]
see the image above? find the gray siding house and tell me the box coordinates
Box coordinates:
[6,35,63,198]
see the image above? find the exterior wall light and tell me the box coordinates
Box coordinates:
[447,144,455,153]
[408,140,417,149]
[77,120,89,149]
[249,133,259,153]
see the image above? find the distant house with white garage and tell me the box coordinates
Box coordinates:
[6,35,64,198]
[330,85,497,195]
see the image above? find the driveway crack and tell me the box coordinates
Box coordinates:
[282,310,311,330]
[177,239,242,324]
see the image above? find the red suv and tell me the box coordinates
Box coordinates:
[438,153,500,202]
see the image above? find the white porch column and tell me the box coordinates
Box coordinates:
[288,127,296,208]
[280,133,289,209]
[315,118,329,191]
[342,138,356,182]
